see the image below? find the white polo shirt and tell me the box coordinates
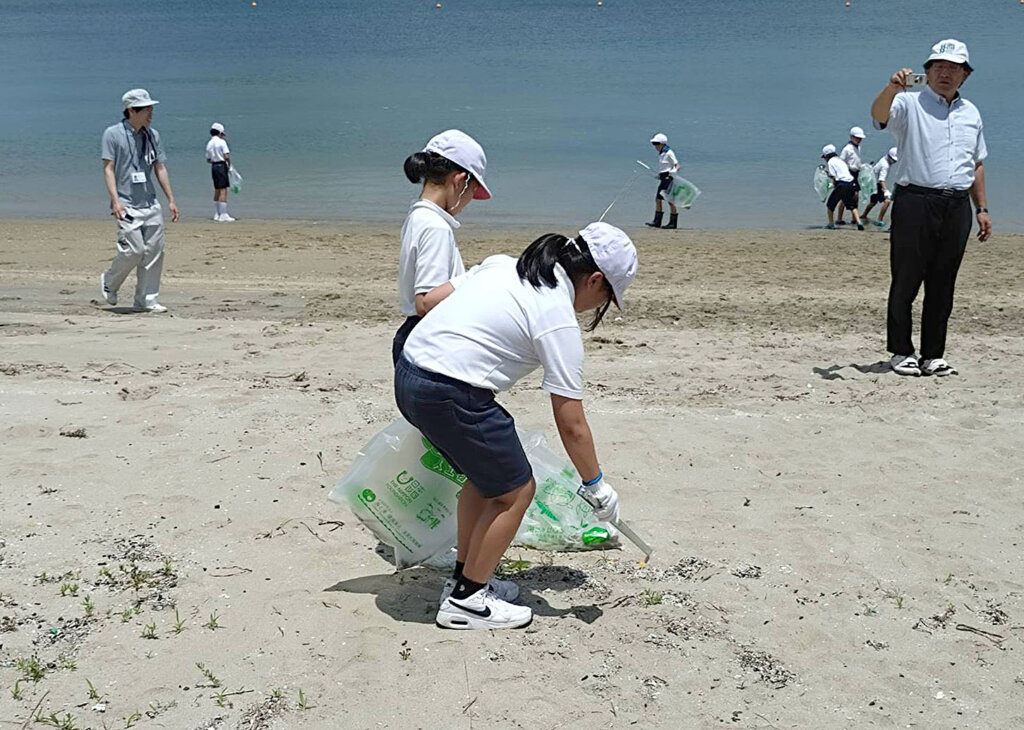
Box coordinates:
[826,156,854,183]
[397,199,465,317]
[402,255,584,400]
[657,146,680,174]
[205,136,229,163]
[839,142,862,173]
[873,156,892,184]
[874,85,987,191]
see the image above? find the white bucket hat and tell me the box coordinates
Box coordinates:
[122,88,159,109]
[888,147,898,161]
[821,144,836,157]
[650,133,668,144]
[926,38,972,72]
[849,126,866,139]
[578,222,638,310]
[211,122,225,134]
[423,129,491,200]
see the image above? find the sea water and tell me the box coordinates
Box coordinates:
[1,0,1021,230]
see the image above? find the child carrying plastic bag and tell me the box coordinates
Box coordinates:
[328,418,620,569]
[658,172,701,209]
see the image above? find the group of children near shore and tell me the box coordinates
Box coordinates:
[820,126,899,231]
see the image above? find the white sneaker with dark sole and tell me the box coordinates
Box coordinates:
[890,353,920,376]
[139,303,168,313]
[921,358,957,376]
[100,274,117,305]
[440,576,519,604]
[436,589,532,630]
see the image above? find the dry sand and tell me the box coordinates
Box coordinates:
[1,219,1022,729]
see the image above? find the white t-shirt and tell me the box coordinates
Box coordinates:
[397,199,465,317]
[657,146,680,174]
[205,136,229,162]
[874,86,987,191]
[826,157,854,183]
[873,156,892,184]
[402,255,585,400]
[839,142,862,173]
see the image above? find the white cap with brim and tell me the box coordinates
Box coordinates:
[211,122,225,134]
[578,222,638,310]
[888,147,898,161]
[850,126,866,139]
[650,133,668,144]
[821,144,836,157]
[926,38,972,72]
[423,129,492,200]
[122,88,159,109]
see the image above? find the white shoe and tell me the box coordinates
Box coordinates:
[440,576,520,604]
[140,303,168,314]
[890,353,920,376]
[213,214,222,221]
[100,274,116,305]
[436,588,532,630]
[220,214,236,222]
[921,358,957,377]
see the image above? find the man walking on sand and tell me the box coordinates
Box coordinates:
[872,39,991,377]
[99,88,178,313]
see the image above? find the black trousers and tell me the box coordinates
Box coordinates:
[887,187,972,359]
[391,315,422,366]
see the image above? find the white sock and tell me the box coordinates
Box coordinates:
[215,202,227,217]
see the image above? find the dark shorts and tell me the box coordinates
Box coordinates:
[392,315,422,366]
[656,173,672,195]
[211,161,229,190]
[827,181,858,211]
[870,183,887,205]
[394,355,533,498]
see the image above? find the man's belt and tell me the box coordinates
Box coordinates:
[898,184,970,199]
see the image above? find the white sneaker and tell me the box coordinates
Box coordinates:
[921,358,957,377]
[220,214,236,222]
[140,303,168,314]
[440,576,519,604]
[436,588,532,630]
[213,214,222,221]
[100,274,116,305]
[890,353,920,376]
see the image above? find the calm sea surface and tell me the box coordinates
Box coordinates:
[1,0,1022,230]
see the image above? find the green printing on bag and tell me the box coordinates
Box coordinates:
[532,499,559,523]
[420,438,467,485]
[356,488,420,552]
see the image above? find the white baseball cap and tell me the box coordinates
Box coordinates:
[422,129,491,200]
[821,144,836,157]
[888,147,898,161]
[578,222,638,310]
[210,122,225,134]
[650,133,668,144]
[849,126,866,139]
[926,38,972,71]
[122,88,159,109]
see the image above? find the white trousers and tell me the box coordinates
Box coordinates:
[103,202,165,309]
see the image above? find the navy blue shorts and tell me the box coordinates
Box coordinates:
[657,173,672,194]
[211,161,229,190]
[394,356,533,498]
[827,181,858,211]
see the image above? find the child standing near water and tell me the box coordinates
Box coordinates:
[395,222,637,630]
[393,130,491,364]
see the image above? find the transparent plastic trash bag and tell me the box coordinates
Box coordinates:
[658,173,701,208]
[228,165,243,194]
[857,165,876,209]
[328,418,620,569]
[813,166,832,202]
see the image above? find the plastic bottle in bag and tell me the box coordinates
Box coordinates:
[228,165,243,194]
[658,173,701,209]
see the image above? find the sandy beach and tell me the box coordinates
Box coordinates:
[1,219,1022,729]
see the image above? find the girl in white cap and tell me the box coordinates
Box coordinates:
[394,222,638,629]
[393,129,491,365]
[647,133,680,229]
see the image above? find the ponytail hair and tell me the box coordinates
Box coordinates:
[404,151,467,186]
[516,233,614,332]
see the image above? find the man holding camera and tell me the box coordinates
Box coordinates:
[871,39,991,377]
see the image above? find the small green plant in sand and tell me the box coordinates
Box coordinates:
[60,582,80,597]
[161,559,174,577]
[141,621,158,639]
[82,595,95,618]
[36,712,79,730]
[58,655,77,672]
[213,689,229,708]
[298,688,311,710]
[640,590,664,606]
[497,557,532,577]
[16,656,45,682]
[11,679,23,700]
[204,611,222,630]
[172,608,187,635]
[124,710,142,728]
[195,662,222,688]
[86,678,102,701]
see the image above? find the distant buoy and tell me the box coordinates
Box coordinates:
[436,2,441,7]
[845,1,851,6]
[251,1,257,5]
[597,1,603,6]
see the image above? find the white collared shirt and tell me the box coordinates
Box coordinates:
[874,85,987,191]
[826,156,854,183]
[657,146,680,174]
[873,156,893,184]
[205,136,229,162]
[403,255,584,399]
[839,142,862,173]
[397,199,464,317]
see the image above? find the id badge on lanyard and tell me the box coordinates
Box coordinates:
[131,171,147,184]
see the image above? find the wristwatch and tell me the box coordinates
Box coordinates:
[977,207,989,214]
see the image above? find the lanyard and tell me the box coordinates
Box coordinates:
[122,120,156,172]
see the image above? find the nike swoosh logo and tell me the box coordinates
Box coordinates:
[450,599,491,618]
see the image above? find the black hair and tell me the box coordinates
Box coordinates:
[516,233,614,332]
[210,129,220,136]
[123,106,147,119]
[404,151,468,186]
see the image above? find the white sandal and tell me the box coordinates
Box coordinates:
[890,354,921,376]
[921,358,957,377]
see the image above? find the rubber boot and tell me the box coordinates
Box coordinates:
[646,211,664,228]
[662,213,679,229]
